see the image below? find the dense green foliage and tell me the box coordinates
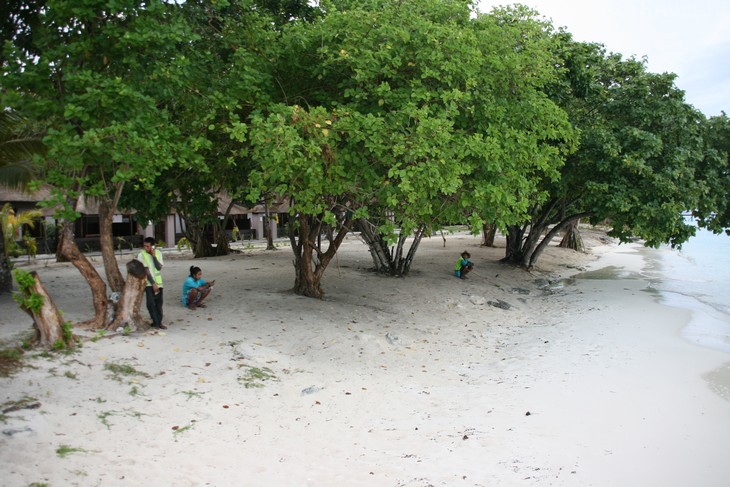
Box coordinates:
[2,0,727,295]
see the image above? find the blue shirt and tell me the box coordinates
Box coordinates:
[182,276,207,306]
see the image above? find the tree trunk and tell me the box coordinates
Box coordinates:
[559,220,584,251]
[291,212,351,298]
[357,219,426,277]
[18,271,73,349]
[55,221,70,263]
[99,200,125,293]
[482,223,497,247]
[358,219,392,274]
[0,224,12,294]
[503,225,526,264]
[59,221,108,329]
[214,228,230,255]
[108,259,148,331]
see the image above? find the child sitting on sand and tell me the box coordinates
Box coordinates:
[454,251,474,279]
[182,266,215,310]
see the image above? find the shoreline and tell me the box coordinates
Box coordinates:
[1,230,730,486]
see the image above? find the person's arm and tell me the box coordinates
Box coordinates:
[152,249,162,270]
[139,252,156,285]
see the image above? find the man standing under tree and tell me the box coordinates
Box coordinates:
[138,237,166,329]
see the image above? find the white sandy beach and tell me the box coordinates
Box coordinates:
[1,230,729,487]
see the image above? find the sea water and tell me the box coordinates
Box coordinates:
[643,225,730,355]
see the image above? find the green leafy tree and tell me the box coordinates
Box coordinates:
[2,0,201,327]
[248,105,374,297]
[259,0,574,282]
[694,113,730,234]
[504,36,710,268]
[125,0,279,258]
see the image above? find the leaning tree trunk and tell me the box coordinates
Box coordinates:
[0,224,12,294]
[107,259,148,331]
[559,220,584,252]
[528,213,592,269]
[18,271,74,349]
[482,223,497,247]
[99,200,125,293]
[59,221,108,329]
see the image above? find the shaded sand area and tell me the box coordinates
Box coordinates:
[1,230,729,486]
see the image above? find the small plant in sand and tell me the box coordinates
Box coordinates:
[91,329,106,342]
[178,390,205,401]
[56,444,90,458]
[238,365,277,388]
[63,370,78,380]
[172,422,194,440]
[98,408,145,429]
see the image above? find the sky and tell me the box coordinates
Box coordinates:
[476,0,730,116]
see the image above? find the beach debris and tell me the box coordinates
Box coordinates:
[525,411,531,416]
[2,399,41,414]
[469,295,487,306]
[509,287,531,295]
[301,385,321,395]
[2,426,34,437]
[533,278,551,288]
[385,332,401,345]
[488,299,513,310]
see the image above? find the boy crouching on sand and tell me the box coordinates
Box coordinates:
[455,251,474,279]
[182,266,215,310]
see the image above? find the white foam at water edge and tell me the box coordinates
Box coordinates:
[660,290,730,356]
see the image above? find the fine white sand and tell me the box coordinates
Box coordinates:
[1,230,729,487]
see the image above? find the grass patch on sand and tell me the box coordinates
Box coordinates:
[238,365,277,388]
[104,362,150,382]
[97,408,146,430]
[56,444,92,458]
[0,347,25,377]
[178,390,205,400]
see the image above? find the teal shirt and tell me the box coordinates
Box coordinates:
[182,276,207,306]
